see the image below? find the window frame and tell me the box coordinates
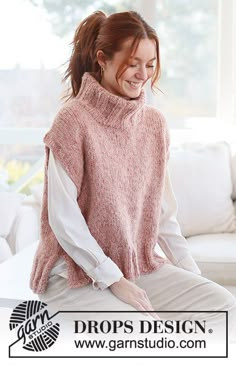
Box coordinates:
[217,0,236,125]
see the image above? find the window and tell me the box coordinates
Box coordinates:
[1,0,234,192]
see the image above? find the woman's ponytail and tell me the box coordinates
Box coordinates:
[63,11,107,100]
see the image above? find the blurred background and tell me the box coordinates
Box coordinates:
[0,0,235,193]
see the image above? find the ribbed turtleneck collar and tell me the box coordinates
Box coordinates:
[76,72,146,129]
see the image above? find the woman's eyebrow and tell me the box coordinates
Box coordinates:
[131,57,156,62]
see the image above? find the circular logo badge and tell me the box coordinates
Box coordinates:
[9,300,60,352]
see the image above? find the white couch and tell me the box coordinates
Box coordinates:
[168,141,236,296]
[0,191,40,306]
[0,141,236,308]
[0,192,40,264]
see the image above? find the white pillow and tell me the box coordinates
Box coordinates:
[0,193,25,237]
[6,205,40,255]
[0,237,13,263]
[168,141,236,237]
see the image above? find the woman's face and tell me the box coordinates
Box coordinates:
[98,38,157,99]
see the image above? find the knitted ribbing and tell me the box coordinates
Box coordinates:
[30,72,170,294]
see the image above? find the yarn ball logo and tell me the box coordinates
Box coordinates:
[9,300,60,352]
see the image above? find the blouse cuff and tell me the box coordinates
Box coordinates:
[175,254,201,275]
[87,257,124,290]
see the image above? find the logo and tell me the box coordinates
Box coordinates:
[9,300,60,352]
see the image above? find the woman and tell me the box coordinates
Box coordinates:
[30,10,236,339]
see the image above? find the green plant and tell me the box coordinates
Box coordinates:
[0,159,44,195]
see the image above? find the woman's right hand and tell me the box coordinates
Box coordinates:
[109,277,160,319]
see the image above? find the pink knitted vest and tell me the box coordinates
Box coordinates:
[30,72,170,294]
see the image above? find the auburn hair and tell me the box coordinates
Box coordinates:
[63,10,161,100]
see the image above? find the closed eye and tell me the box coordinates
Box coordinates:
[128,64,155,68]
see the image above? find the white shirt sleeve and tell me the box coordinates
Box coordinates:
[157,167,201,275]
[47,149,123,290]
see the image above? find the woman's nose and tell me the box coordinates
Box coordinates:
[136,66,147,80]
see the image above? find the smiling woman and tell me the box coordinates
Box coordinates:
[29,10,236,345]
[63,10,161,100]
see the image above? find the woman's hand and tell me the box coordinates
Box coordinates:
[109,277,160,319]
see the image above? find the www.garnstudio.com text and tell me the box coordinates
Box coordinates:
[74,337,206,351]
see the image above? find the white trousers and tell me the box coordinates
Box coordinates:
[38,263,236,343]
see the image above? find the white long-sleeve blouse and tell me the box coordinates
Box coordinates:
[47,150,201,290]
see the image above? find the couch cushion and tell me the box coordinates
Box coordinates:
[231,151,236,200]
[0,193,25,237]
[6,205,39,255]
[187,233,236,285]
[0,241,38,307]
[0,237,12,263]
[169,142,236,237]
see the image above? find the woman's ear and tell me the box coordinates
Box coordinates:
[96,50,107,68]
